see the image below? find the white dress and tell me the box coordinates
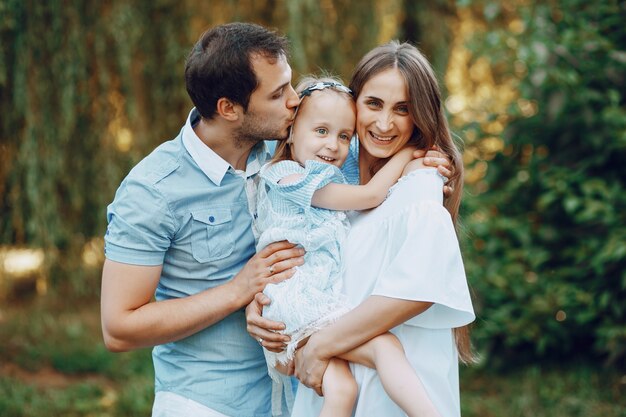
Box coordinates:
[291,168,475,417]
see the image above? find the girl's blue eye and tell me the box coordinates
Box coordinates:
[397,105,409,114]
[316,128,328,135]
[339,133,351,141]
[366,100,381,108]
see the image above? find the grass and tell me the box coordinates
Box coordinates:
[0,296,154,417]
[460,365,626,417]
[1,295,624,417]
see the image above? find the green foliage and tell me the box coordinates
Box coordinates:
[0,1,193,291]
[0,377,153,417]
[0,379,97,417]
[3,0,624,368]
[0,299,153,381]
[0,299,155,416]
[112,377,155,417]
[460,0,626,363]
[0,0,452,294]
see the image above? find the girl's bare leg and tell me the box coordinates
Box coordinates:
[340,333,441,417]
[319,358,357,417]
[274,360,292,376]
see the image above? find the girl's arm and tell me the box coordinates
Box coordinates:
[311,147,416,210]
[294,296,433,394]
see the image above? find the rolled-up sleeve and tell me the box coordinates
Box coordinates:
[104,176,175,266]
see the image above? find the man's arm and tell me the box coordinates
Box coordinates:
[101,241,304,352]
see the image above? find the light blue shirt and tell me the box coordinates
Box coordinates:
[105,111,362,416]
[104,108,276,417]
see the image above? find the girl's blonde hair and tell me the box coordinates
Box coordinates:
[272,75,354,164]
[350,41,475,364]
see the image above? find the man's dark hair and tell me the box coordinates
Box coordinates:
[185,22,289,119]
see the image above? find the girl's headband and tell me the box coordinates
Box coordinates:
[287,81,353,144]
[298,81,353,98]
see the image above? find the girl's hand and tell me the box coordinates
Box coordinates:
[393,145,419,164]
[245,293,290,352]
[421,146,454,196]
[294,333,330,396]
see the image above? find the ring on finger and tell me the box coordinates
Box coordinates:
[269,265,275,274]
[258,337,264,344]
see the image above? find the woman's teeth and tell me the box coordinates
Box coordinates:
[370,131,394,142]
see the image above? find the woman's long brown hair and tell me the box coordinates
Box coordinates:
[350,41,475,364]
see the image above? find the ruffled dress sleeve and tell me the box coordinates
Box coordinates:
[372,169,475,329]
[260,160,346,210]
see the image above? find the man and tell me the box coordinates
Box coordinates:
[101,23,303,417]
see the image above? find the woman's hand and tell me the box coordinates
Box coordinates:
[294,333,330,396]
[245,293,290,352]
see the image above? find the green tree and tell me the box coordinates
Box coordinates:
[459,0,626,364]
[0,1,421,293]
[0,1,193,291]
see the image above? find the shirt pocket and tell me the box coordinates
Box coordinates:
[190,208,235,264]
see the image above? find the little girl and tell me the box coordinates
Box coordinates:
[256,77,439,417]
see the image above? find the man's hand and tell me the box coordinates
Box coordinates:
[229,241,304,304]
[245,292,290,352]
[294,334,330,396]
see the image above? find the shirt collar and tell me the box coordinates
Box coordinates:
[181,108,270,186]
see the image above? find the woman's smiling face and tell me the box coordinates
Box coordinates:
[355,68,415,161]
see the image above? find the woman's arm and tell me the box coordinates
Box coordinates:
[311,147,416,210]
[294,295,432,394]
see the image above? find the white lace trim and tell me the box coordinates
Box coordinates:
[387,168,447,197]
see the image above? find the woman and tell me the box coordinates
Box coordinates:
[248,41,475,417]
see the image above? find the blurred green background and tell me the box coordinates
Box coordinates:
[1,0,625,416]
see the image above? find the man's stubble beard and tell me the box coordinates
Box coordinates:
[234,112,289,148]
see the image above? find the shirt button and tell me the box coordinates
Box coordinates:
[209,216,215,223]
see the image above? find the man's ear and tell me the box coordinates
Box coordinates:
[216,97,242,121]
